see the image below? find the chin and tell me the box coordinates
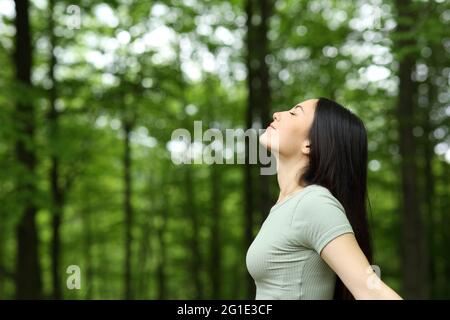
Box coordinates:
[259,131,278,153]
[259,131,268,148]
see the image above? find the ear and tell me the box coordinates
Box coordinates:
[301,139,311,155]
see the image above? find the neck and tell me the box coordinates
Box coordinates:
[275,155,309,203]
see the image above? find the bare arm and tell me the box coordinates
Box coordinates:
[320,233,403,300]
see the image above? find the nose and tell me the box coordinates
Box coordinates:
[273,112,279,121]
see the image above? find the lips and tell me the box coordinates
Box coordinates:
[268,123,277,130]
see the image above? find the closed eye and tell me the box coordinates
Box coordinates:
[289,111,295,115]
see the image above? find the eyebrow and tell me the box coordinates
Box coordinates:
[294,104,305,114]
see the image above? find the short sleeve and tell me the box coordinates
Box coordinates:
[289,188,354,254]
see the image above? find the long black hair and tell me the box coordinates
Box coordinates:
[300,97,373,300]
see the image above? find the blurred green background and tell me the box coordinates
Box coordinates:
[0,0,449,299]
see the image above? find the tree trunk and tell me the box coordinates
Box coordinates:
[442,160,450,297]
[47,0,64,300]
[394,0,429,299]
[156,187,169,300]
[81,205,94,299]
[150,165,170,300]
[50,199,63,300]
[422,26,448,297]
[185,167,203,299]
[256,0,273,227]
[422,69,437,298]
[244,0,274,299]
[244,0,256,300]
[136,210,150,298]
[123,121,133,300]
[210,163,221,299]
[14,0,42,300]
[203,76,222,300]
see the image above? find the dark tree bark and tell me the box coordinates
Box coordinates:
[81,205,94,299]
[145,163,170,300]
[46,0,65,300]
[123,120,133,300]
[422,19,449,296]
[255,0,273,228]
[393,0,430,299]
[210,157,221,299]
[185,167,203,299]
[442,160,450,297]
[420,53,442,296]
[136,208,151,298]
[244,0,256,299]
[156,186,169,300]
[14,0,42,300]
[204,76,222,300]
[244,0,274,299]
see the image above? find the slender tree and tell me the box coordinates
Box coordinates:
[123,116,134,300]
[393,0,429,299]
[244,0,256,299]
[47,0,64,300]
[255,0,274,227]
[13,0,42,299]
[244,0,274,299]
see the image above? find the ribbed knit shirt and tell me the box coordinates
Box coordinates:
[245,184,354,299]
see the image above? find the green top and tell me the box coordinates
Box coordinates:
[245,184,354,300]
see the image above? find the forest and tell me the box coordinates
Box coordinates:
[0,0,449,299]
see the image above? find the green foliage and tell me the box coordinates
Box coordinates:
[0,0,448,299]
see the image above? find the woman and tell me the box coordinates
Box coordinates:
[246,97,402,300]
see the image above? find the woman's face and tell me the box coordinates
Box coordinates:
[260,98,318,158]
